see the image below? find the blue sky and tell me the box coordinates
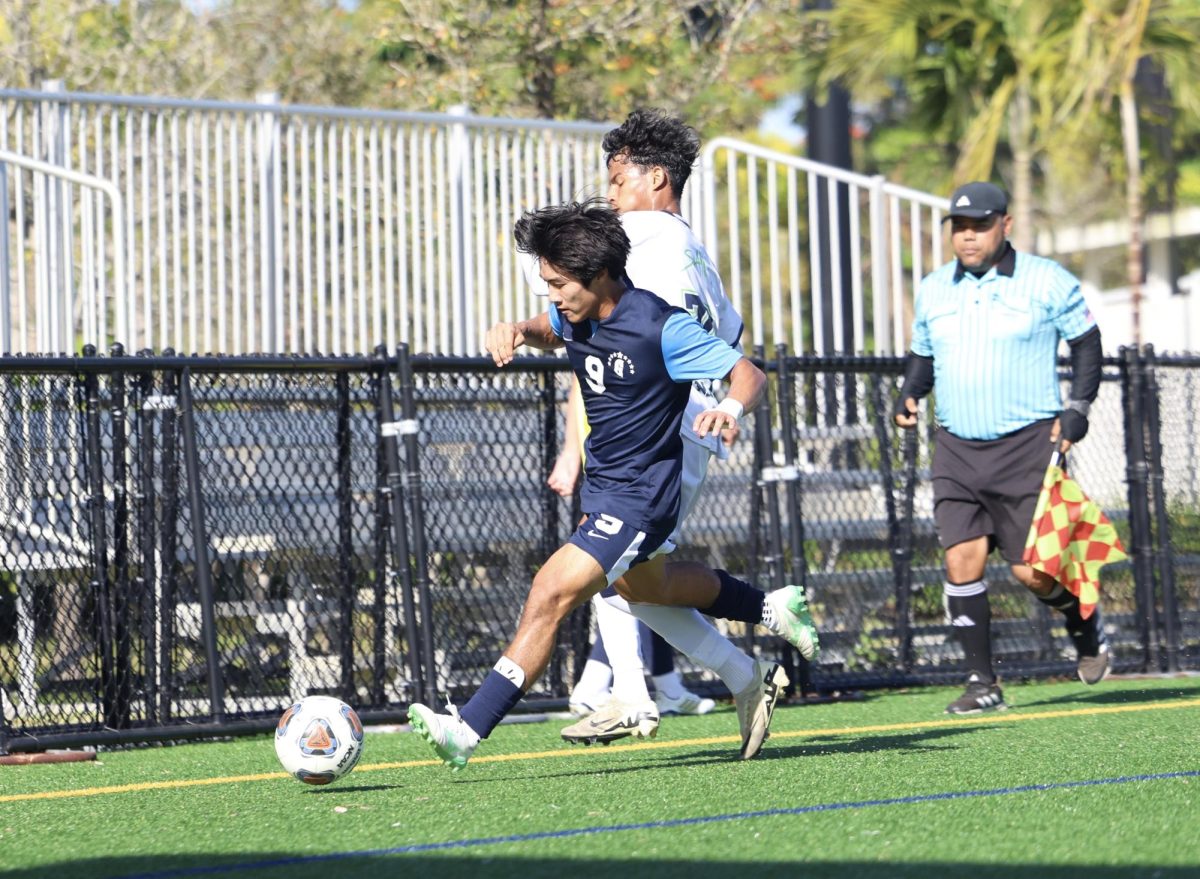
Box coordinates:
[758,94,805,146]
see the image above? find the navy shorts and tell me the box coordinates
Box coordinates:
[932,418,1057,564]
[568,512,676,587]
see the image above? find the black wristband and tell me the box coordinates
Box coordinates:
[1059,408,1089,442]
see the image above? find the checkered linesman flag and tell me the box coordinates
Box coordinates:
[1022,453,1127,620]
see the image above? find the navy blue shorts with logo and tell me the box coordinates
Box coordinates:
[568,511,677,586]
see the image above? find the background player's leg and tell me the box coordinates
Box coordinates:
[567,595,613,715]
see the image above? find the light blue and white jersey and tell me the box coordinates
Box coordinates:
[911,245,1096,440]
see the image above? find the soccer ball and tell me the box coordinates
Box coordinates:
[274,695,364,785]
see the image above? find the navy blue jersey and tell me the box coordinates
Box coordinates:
[549,286,742,533]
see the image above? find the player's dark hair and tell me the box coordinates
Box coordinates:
[513,198,630,286]
[602,108,700,199]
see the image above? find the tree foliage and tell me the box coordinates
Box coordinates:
[361,0,801,134]
[2,0,1200,238]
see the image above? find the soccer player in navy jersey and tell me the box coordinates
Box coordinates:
[408,199,817,769]
[534,109,785,745]
[894,181,1106,715]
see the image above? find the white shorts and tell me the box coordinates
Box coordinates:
[673,438,712,541]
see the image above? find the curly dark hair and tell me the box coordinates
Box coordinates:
[513,198,630,286]
[602,108,700,199]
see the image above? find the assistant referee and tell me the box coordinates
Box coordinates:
[894,181,1106,714]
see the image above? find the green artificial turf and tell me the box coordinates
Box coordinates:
[2,676,1198,879]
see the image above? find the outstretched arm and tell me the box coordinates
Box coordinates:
[691,357,766,439]
[485,312,561,367]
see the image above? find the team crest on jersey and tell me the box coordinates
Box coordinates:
[607,351,636,379]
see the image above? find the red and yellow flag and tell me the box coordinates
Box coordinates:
[1023,455,1127,619]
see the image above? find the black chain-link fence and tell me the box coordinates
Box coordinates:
[769,352,1139,688]
[0,346,1193,752]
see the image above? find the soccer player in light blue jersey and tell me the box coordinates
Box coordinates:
[895,181,1107,714]
[408,200,817,769]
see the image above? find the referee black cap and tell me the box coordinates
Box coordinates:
[944,181,1008,220]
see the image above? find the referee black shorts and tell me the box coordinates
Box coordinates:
[931,417,1057,564]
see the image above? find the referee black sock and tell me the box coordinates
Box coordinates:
[1037,583,1085,627]
[945,580,994,684]
[1037,584,1103,655]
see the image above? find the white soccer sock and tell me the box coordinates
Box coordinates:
[570,659,612,705]
[652,670,685,699]
[623,602,756,695]
[593,592,650,704]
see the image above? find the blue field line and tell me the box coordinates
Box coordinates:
[120,770,1200,878]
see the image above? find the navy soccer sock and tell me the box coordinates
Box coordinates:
[459,668,524,739]
[704,569,765,624]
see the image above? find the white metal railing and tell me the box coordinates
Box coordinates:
[693,138,949,355]
[2,85,609,356]
[2,86,952,357]
[0,146,126,353]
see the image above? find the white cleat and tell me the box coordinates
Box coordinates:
[655,689,716,716]
[733,661,789,760]
[561,699,660,745]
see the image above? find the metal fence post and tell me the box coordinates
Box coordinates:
[80,344,118,726]
[775,346,809,593]
[135,349,159,723]
[335,371,356,702]
[159,359,179,720]
[109,343,133,727]
[1121,346,1160,671]
[178,366,225,721]
[370,366,389,708]
[773,348,815,694]
[1141,345,1180,671]
[376,346,424,705]
[396,344,437,707]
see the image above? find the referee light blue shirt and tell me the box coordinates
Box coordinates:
[911,243,1097,441]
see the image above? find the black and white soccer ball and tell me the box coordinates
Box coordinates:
[274,695,364,786]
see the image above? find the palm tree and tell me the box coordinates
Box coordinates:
[799,0,1082,249]
[1061,0,1200,345]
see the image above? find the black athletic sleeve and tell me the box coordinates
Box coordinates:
[1067,325,1102,403]
[895,352,934,418]
[1058,326,1103,443]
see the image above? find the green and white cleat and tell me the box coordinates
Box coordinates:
[763,584,820,661]
[408,702,480,771]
